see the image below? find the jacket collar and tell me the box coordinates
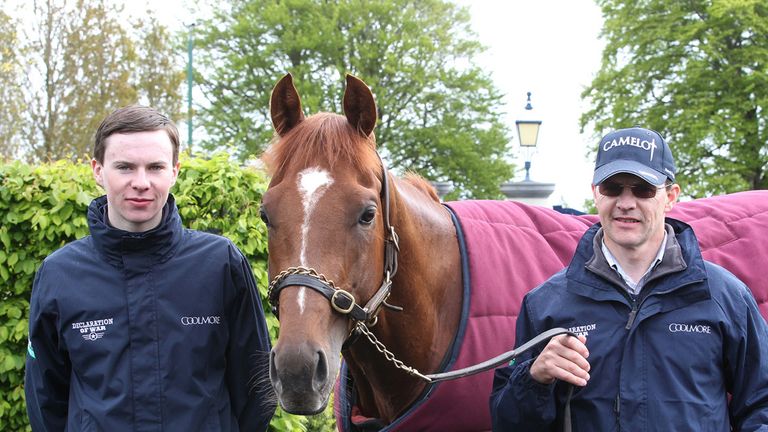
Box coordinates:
[566,218,708,302]
[88,194,183,268]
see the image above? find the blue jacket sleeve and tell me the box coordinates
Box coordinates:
[724,279,768,431]
[25,263,71,431]
[227,248,275,432]
[490,295,558,431]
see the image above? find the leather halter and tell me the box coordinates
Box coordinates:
[267,157,401,327]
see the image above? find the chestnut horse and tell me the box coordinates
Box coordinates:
[263,74,463,422]
[263,74,768,430]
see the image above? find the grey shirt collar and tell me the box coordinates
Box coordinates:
[586,223,687,297]
[601,231,667,295]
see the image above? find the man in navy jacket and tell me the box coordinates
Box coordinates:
[25,105,275,431]
[490,127,768,431]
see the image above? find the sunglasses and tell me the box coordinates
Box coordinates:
[598,181,666,199]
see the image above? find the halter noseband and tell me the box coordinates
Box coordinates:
[267,158,401,327]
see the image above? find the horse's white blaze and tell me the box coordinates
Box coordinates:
[296,167,334,314]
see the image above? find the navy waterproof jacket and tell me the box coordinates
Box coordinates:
[25,195,274,431]
[490,219,768,431]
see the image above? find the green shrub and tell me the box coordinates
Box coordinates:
[0,154,335,431]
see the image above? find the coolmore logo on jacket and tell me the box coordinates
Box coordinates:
[72,317,114,341]
[180,315,221,325]
[668,322,712,334]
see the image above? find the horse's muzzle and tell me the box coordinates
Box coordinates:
[269,341,335,415]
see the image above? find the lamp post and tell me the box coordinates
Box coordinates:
[186,22,197,152]
[499,92,555,205]
[515,92,542,181]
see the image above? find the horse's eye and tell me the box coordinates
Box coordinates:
[259,208,270,226]
[359,207,376,225]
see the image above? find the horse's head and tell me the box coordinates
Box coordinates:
[263,74,389,414]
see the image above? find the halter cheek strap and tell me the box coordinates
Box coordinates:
[267,157,401,327]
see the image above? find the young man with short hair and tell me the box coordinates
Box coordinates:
[25,105,275,431]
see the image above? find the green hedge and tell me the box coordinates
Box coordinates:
[0,154,335,431]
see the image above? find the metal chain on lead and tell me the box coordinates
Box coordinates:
[355,322,432,382]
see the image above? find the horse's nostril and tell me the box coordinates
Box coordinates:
[313,350,328,390]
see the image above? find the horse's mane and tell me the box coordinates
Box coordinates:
[404,172,441,202]
[262,113,381,179]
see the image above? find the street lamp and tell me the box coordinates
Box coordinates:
[515,92,542,181]
[499,91,554,205]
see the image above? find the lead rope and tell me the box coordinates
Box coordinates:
[357,323,576,430]
[357,323,567,382]
[357,325,578,382]
[564,384,573,432]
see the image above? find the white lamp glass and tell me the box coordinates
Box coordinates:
[515,120,542,147]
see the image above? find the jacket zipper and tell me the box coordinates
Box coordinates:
[625,300,638,330]
[616,294,635,429]
[612,277,703,430]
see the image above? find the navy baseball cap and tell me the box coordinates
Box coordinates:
[593,127,676,186]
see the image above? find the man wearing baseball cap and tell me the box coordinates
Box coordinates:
[490,127,768,430]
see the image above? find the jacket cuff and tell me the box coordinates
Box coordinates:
[516,360,556,404]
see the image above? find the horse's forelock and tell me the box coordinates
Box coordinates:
[263,113,380,179]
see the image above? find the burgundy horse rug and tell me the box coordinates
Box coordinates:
[335,190,768,431]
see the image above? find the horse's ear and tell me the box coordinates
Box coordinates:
[270,73,305,136]
[343,74,377,137]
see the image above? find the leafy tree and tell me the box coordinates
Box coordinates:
[134,14,186,121]
[195,0,513,198]
[12,0,184,162]
[55,0,138,160]
[581,0,768,198]
[0,10,25,160]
